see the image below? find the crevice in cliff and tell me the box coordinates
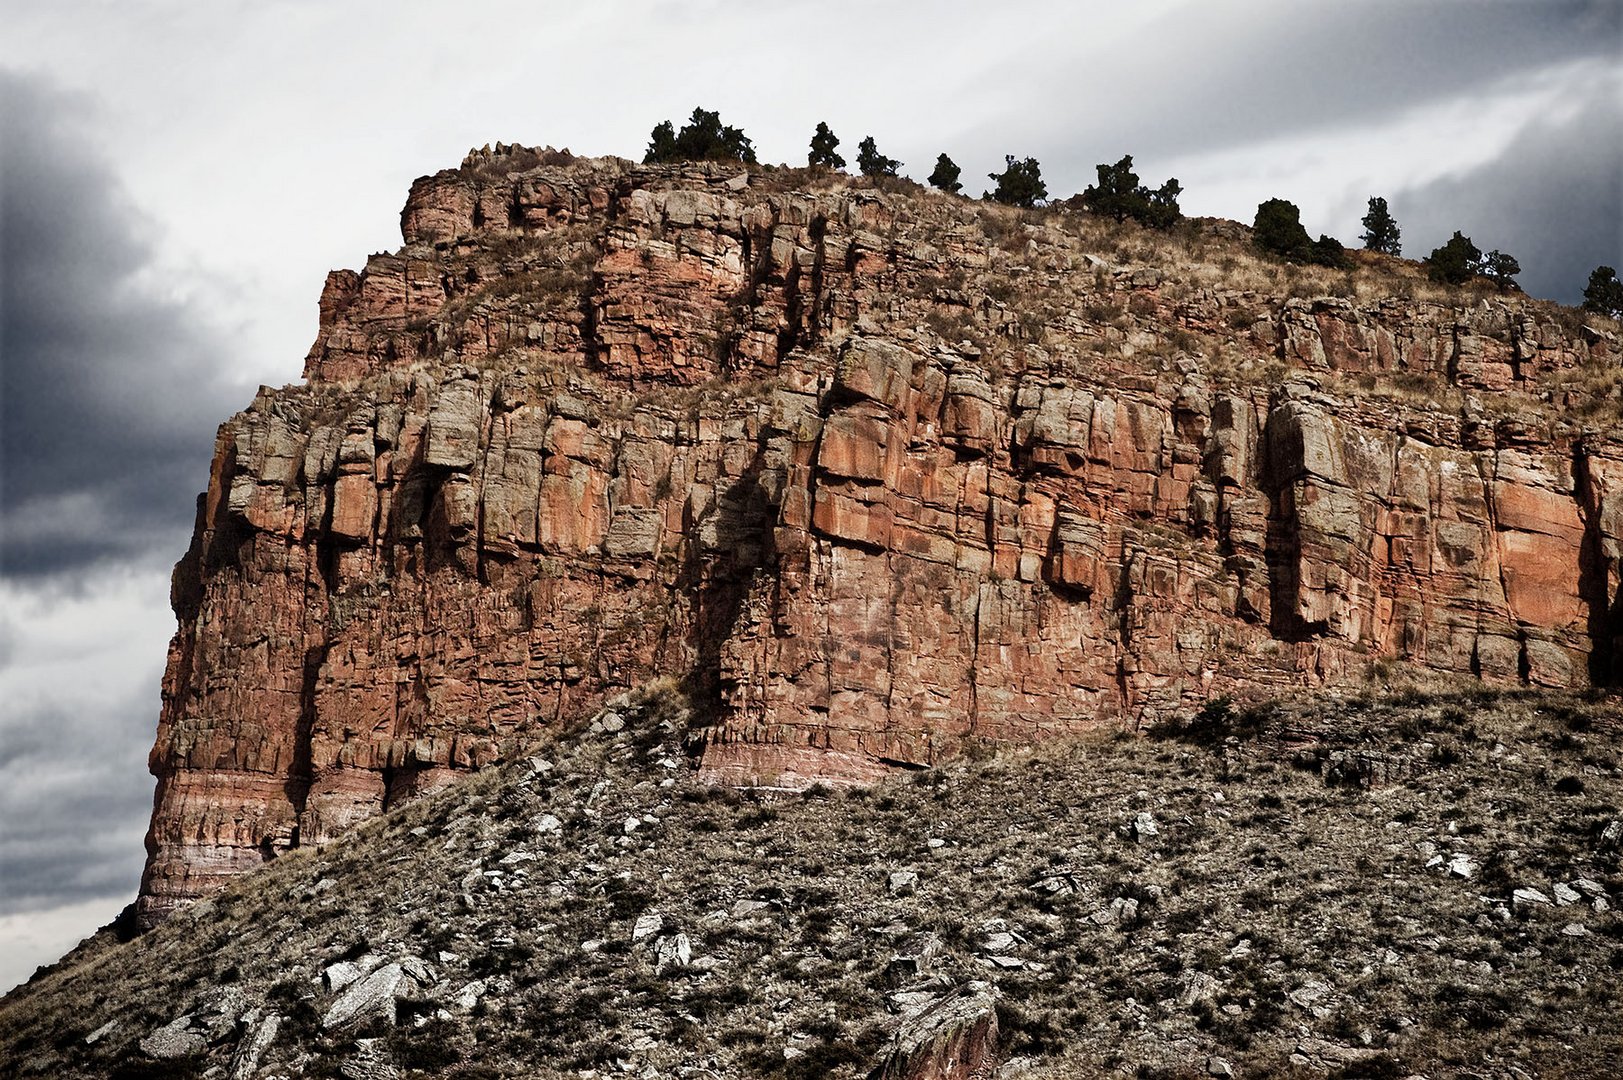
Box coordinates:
[804,213,829,350]
[1262,469,1320,642]
[680,434,777,750]
[778,261,804,361]
[1478,454,1524,684]
[285,640,329,846]
[580,269,602,372]
[1107,537,1138,714]
[1575,445,1621,685]
[172,493,209,626]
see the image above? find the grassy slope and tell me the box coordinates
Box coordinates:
[2,682,1620,1079]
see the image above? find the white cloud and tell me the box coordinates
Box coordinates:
[0,896,129,994]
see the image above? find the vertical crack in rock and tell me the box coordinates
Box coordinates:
[1576,442,1623,684]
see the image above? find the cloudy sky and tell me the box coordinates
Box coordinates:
[2,0,1619,992]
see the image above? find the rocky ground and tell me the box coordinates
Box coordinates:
[3,680,1621,1079]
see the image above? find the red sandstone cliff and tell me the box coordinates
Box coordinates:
[139,145,1623,925]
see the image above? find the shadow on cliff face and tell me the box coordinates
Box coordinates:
[679,446,778,748]
[1576,447,1623,686]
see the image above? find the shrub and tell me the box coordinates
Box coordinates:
[987,155,1046,207]
[856,136,899,178]
[1482,249,1521,291]
[1252,198,1346,267]
[644,107,756,165]
[807,122,844,169]
[928,153,963,194]
[1425,231,1482,285]
[1582,266,1623,318]
[1080,154,1182,229]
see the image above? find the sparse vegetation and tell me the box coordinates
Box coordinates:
[644,107,756,165]
[1079,154,1182,229]
[855,135,899,178]
[987,155,1046,208]
[808,122,844,170]
[1583,266,1623,318]
[3,685,1619,1079]
[927,153,963,194]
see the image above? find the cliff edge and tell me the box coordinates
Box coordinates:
[139,144,1623,924]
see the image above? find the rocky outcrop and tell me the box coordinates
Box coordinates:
[138,146,1623,923]
[872,982,1000,1080]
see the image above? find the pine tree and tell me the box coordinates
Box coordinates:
[1583,266,1623,318]
[928,153,963,194]
[987,155,1046,208]
[1483,250,1521,291]
[644,121,677,165]
[643,108,756,165]
[1080,155,1181,229]
[1426,231,1482,285]
[856,136,899,178]
[808,122,844,170]
[1253,198,1313,261]
[1081,155,1143,223]
[1359,197,1402,256]
[1143,178,1183,231]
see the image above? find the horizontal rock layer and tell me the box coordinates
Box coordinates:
[140,147,1623,923]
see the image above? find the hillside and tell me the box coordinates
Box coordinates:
[134,145,1623,926]
[3,682,1621,1078]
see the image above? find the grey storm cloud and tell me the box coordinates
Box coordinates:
[948,1,1621,206]
[1086,0,1617,157]
[0,693,152,911]
[0,70,239,580]
[1396,81,1623,305]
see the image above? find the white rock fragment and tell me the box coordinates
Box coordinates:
[140,1017,204,1060]
[983,931,1017,953]
[632,913,664,942]
[84,1019,119,1046]
[320,959,434,1031]
[1177,971,1221,1008]
[452,980,486,1011]
[228,1013,281,1080]
[1132,812,1159,841]
[656,933,693,968]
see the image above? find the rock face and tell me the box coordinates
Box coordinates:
[873,982,1000,1080]
[139,145,1623,924]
